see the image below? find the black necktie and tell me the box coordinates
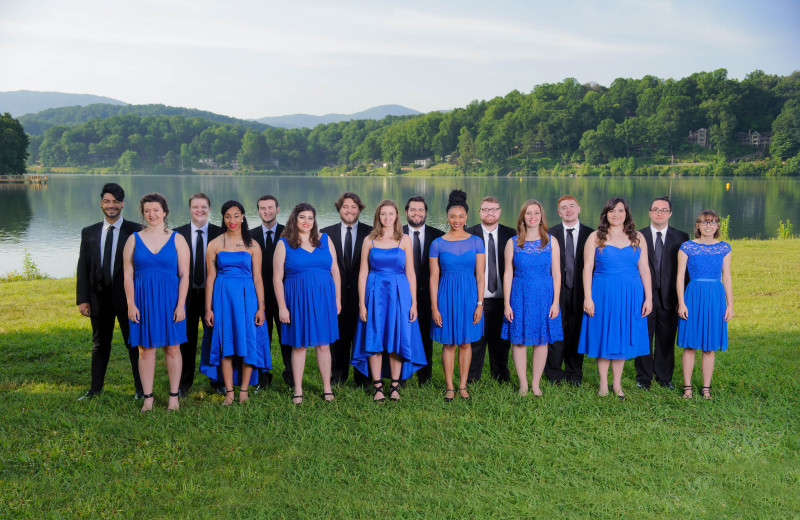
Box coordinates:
[487,233,497,293]
[266,230,274,251]
[565,228,575,289]
[102,225,114,285]
[413,230,422,276]
[344,226,353,269]
[193,230,204,287]
[654,231,663,290]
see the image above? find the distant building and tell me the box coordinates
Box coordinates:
[414,158,432,168]
[687,128,708,148]
[444,155,452,162]
[230,160,240,170]
[735,130,772,148]
[198,158,218,169]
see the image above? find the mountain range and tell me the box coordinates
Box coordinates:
[253,104,422,128]
[0,90,126,117]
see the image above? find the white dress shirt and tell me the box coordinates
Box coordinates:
[100,217,124,269]
[481,224,503,299]
[562,220,581,257]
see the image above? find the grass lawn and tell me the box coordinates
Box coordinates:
[1,239,798,519]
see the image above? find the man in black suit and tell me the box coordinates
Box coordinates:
[466,196,515,384]
[175,193,221,396]
[250,194,288,389]
[321,192,372,387]
[546,195,593,386]
[403,195,445,385]
[76,183,143,400]
[636,196,690,390]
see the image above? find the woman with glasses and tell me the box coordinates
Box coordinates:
[676,210,733,400]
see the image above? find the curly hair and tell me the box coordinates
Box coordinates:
[139,192,170,232]
[596,197,639,250]
[446,189,469,214]
[282,202,321,249]
[515,199,549,249]
[368,199,403,241]
[220,200,253,248]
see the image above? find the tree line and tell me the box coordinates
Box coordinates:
[23,69,800,176]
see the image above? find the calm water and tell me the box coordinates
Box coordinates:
[2,174,799,278]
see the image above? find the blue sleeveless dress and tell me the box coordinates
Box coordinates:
[430,235,485,345]
[280,233,339,348]
[677,241,731,351]
[352,244,427,379]
[501,236,564,346]
[128,232,188,348]
[199,251,272,386]
[577,245,649,359]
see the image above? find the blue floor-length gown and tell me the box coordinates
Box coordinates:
[352,245,427,379]
[128,232,187,348]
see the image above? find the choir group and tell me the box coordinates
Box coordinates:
[76,183,734,411]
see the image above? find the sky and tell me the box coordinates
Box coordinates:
[1,0,798,120]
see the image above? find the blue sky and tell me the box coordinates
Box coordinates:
[1,0,797,119]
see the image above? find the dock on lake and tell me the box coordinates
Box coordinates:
[0,174,48,184]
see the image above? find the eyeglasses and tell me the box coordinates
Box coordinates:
[480,208,501,214]
[649,208,671,214]
[697,220,719,226]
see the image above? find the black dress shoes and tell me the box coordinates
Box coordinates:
[636,381,651,390]
[659,381,676,391]
[134,390,145,400]
[78,389,101,401]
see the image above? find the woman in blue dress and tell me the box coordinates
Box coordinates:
[430,190,485,401]
[676,210,734,400]
[273,203,341,404]
[123,193,190,412]
[578,197,652,400]
[501,200,563,397]
[202,200,272,405]
[353,200,427,402]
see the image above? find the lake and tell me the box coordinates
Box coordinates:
[2,174,799,278]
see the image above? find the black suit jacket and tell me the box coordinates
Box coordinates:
[639,226,690,309]
[549,222,594,314]
[76,218,142,314]
[320,221,372,308]
[403,224,445,301]
[250,223,285,306]
[466,223,515,294]
[175,222,222,301]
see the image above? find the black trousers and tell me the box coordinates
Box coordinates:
[635,289,678,386]
[90,288,142,393]
[179,288,209,392]
[331,304,369,386]
[261,298,294,388]
[545,294,584,384]
[468,298,511,383]
[415,294,435,385]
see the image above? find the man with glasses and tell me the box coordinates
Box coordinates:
[466,196,515,384]
[636,196,690,390]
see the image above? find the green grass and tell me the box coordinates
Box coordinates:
[1,240,799,519]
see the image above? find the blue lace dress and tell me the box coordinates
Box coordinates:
[501,236,563,346]
[430,235,485,345]
[677,241,731,351]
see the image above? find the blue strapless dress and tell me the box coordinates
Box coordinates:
[352,246,427,379]
[200,251,272,386]
[128,232,187,348]
[677,241,731,351]
[578,245,649,359]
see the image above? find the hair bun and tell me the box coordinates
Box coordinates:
[446,189,469,213]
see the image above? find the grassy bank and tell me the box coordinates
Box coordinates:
[1,239,799,519]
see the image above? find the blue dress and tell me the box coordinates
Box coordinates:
[677,241,731,351]
[430,235,485,345]
[352,245,427,379]
[128,232,188,348]
[501,236,564,346]
[199,251,272,386]
[280,233,339,348]
[577,245,649,359]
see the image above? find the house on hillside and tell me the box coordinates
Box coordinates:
[736,130,772,148]
[687,128,708,148]
[414,158,432,168]
[198,158,218,169]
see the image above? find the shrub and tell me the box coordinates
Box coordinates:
[777,219,795,239]
[0,250,50,283]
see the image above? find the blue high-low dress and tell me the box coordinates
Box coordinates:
[578,245,649,359]
[280,233,339,348]
[501,237,564,346]
[352,245,427,379]
[430,235,485,345]
[200,251,272,386]
[677,241,731,351]
[128,232,188,348]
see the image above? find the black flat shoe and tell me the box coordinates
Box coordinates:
[443,388,455,402]
[458,388,470,400]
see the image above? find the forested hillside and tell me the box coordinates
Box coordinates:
[26,70,800,176]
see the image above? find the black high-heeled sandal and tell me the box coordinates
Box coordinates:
[458,387,470,400]
[321,392,335,402]
[682,385,693,399]
[372,380,385,402]
[291,394,303,404]
[701,385,713,400]
[388,379,401,401]
[140,393,154,413]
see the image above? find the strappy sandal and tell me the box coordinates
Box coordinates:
[372,380,385,402]
[458,387,470,400]
[239,388,249,404]
[321,392,335,402]
[291,394,303,404]
[443,388,455,402]
[168,391,180,411]
[701,385,713,400]
[388,379,401,401]
[140,393,154,413]
[222,389,234,406]
[682,385,693,399]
